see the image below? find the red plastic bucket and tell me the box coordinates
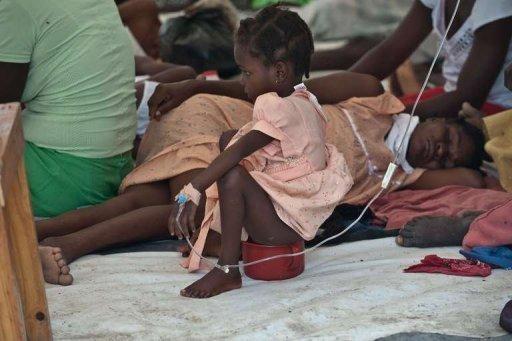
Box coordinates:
[242,240,305,281]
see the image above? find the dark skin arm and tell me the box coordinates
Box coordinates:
[119,0,194,16]
[0,62,29,103]
[407,168,485,190]
[350,1,432,80]
[135,56,185,76]
[310,35,385,71]
[135,65,197,107]
[148,71,383,118]
[352,0,512,118]
[168,130,274,238]
[407,17,512,118]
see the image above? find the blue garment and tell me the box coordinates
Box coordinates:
[460,246,512,270]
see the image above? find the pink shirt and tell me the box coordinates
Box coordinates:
[246,84,329,181]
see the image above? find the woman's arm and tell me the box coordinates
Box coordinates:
[350,0,432,80]
[406,168,485,190]
[407,17,512,118]
[304,71,384,104]
[147,79,248,119]
[135,56,194,76]
[148,70,385,118]
[190,130,273,192]
[0,62,28,103]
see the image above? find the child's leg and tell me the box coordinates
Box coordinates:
[40,205,173,264]
[36,181,171,241]
[178,131,237,257]
[181,166,301,298]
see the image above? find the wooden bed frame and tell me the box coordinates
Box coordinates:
[0,103,52,340]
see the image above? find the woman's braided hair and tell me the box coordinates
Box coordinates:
[236,4,314,78]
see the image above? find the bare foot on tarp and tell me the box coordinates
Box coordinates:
[179,229,221,258]
[396,211,482,248]
[39,246,73,286]
[180,268,242,298]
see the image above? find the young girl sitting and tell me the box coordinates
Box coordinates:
[171,6,354,298]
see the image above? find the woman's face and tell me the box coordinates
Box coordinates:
[234,44,276,101]
[406,119,476,170]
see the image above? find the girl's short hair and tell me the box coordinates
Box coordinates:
[236,5,314,78]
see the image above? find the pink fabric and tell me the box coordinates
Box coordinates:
[463,199,512,250]
[183,86,354,271]
[371,186,512,229]
[404,255,492,277]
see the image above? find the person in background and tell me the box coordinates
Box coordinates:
[351,0,512,118]
[0,0,138,285]
[118,0,238,61]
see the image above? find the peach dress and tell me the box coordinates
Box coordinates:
[182,84,353,270]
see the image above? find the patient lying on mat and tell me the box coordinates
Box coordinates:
[397,63,512,248]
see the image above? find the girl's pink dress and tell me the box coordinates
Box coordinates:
[183,84,354,271]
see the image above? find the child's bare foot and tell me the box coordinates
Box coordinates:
[180,267,241,298]
[396,211,482,248]
[39,246,73,286]
[179,230,221,258]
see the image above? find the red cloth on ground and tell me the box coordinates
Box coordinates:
[371,186,512,229]
[463,199,512,250]
[400,87,506,116]
[404,254,492,277]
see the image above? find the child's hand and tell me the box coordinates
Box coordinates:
[168,201,198,239]
[458,102,484,130]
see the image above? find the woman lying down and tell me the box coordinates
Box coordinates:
[37,8,488,292]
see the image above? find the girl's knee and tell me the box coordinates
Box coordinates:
[219,166,247,190]
[219,130,238,152]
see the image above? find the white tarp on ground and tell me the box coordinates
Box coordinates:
[46,238,511,340]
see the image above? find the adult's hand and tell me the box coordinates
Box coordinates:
[147,79,199,120]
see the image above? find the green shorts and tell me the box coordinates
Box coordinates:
[24,141,134,218]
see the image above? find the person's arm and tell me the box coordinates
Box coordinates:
[135,56,185,76]
[148,70,384,118]
[407,17,512,118]
[350,0,432,80]
[147,79,248,119]
[310,36,385,71]
[0,62,29,103]
[0,1,32,103]
[406,168,485,190]
[119,0,195,16]
[304,71,384,104]
[190,131,273,191]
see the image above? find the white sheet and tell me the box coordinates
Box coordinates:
[46,238,511,340]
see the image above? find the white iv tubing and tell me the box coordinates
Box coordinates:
[176,0,461,273]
